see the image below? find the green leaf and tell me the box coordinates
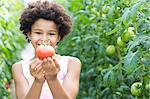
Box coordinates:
[130,1,142,21]
[128,34,150,51]
[121,8,130,25]
[123,50,139,74]
[105,25,120,36]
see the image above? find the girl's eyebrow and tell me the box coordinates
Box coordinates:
[32,29,42,31]
[48,30,58,32]
[32,29,58,32]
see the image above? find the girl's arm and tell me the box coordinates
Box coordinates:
[12,59,45,99]
[45,57,81,99]
[12,63,30,99]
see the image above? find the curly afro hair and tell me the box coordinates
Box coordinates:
[20,0,72,42]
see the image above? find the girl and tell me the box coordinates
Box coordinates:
[12,1,81,99]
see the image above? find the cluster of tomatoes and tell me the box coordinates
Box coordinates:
[106,27,135,56]
[130,82,150,96]
[105,27,150,96]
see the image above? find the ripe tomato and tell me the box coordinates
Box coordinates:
[5,83,11,89]
[36,45,55,60]
[106,45,116,56]
[131,82,142,96]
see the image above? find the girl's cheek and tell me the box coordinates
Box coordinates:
[32,36,41,42]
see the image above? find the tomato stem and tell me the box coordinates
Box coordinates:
[42,40,52,46]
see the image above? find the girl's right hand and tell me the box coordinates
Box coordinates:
[29,58,45,83]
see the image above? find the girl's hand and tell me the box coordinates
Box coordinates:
[42,57,60,81]
[29,58,45,83]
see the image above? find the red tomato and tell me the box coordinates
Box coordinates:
[5,83,11,89]
[36,45,55,60]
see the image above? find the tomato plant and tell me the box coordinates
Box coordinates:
[0,0,25,98]
[1,0,148,98]
[57,0,150,99]
[36,45,55,60]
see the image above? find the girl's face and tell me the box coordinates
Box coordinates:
[28,18,60,49]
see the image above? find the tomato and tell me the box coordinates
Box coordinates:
[4,78,7,84]
[36,45,55,60]
[131,82,142,96]
[128,27,135,31]
[5,83,11,89]
[102,5,110,14]
[7,88,11,93]
[145,83,150,91]
[123,29,135,42]
[106,45,116,56]
[117,37,126,47]
[122,0,130,5]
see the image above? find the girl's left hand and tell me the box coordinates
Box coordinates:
[42,56,60,81]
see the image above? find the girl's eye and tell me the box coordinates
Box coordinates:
[35,32,41,34]
[49,32,55,35]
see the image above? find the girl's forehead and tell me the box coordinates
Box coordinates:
[31,19,58,31]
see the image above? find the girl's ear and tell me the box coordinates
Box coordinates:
[27,32,31,40]
[56,35,61,45]
[57,35,61,42]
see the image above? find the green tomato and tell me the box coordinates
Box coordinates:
[128,27,135,31]
[131,82,142,96]
[145,83,150,91]
[7,88,11,93]
[3,78,8,85]
[102,5,110,14]
[122,0,130,5]
[123,29,135,42]
[117,37,126,46]
[106,45,116,56]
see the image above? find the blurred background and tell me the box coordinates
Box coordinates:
[0,0,150,99]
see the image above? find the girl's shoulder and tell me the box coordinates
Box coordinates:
[58,55,81,71]
[58,55,81,65]
[12,60,29,74]
[12,60,25,80]
[12,60,23,71]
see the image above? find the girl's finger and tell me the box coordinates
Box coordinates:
[35,63,43,73]
[47,57,55,69]
[35,60,43,69]
[36,67,44,74]
[52,56,60,69]
[43,58,47,64]
[30,59,41,70]
[30,58,39,66]
[47,57,53,64]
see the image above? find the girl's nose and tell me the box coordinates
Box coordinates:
[43,33,48,40]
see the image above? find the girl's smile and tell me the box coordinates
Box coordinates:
[28,18,60,49]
